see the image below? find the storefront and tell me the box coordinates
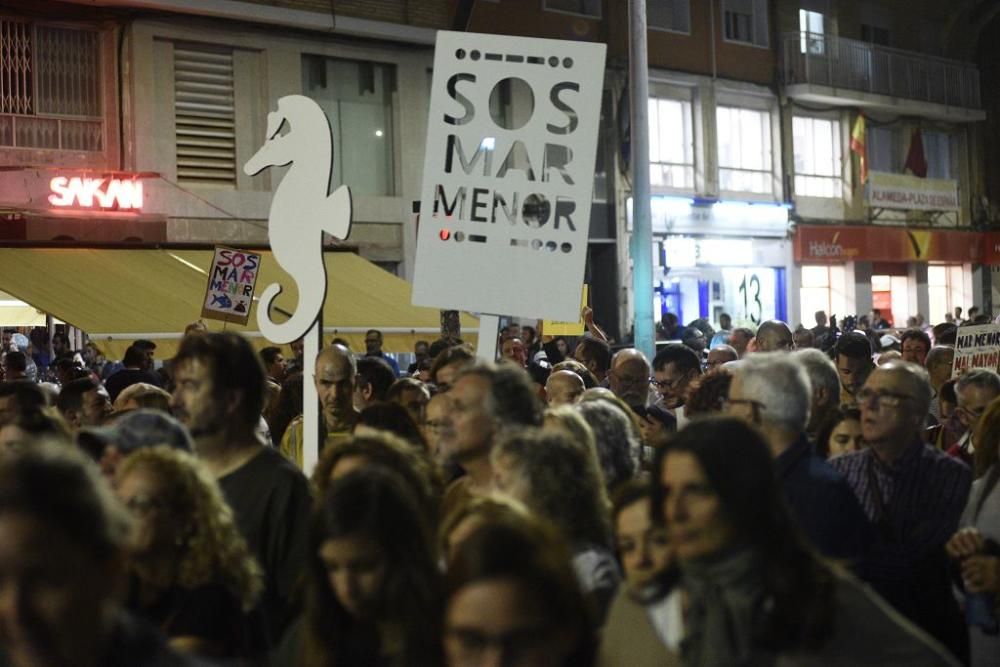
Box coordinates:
[0,168,476,354]
[647,195,793,330]
[794,225,983,327]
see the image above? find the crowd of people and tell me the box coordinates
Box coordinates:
[0,304,997,666]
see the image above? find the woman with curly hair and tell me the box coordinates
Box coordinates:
[300,467,442,666]
[492,428,621,624]
[115,446,263,660]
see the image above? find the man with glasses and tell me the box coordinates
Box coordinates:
[650,344,702,427]
[830,361,971,659]
[725,353,870,564]
[608,348,654,412]
[948,369,1000,467]
[900,329,931,366]
[705,343,737,371]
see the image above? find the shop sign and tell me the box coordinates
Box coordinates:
[663,237,754,267]
[646,196,789,237]
[794,225,982,263]
[867,172,959,212]
[412,31,606,322]
[952,324,1000,377]
[201,247,262,326]
[48,175,143,210]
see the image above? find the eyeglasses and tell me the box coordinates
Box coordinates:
[856,387,914,408]
[956,405,987,422]
[650,376,684,391]
[425,419,450,431]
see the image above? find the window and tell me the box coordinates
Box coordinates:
[793,116,842,198]
[799,9,825,54]
[304,56,396,197]
[0,18,103,152]
[928,265,967,325]
[923,130,953,180]
[800,265,846,327]
[723,0,768,48]
[649,98,694,190]
[543,0,601,18]
[649,0,691,33]
[868,126,899,174]
[174,44,236,186]
[861,24,890,46]
[717,106,773,194]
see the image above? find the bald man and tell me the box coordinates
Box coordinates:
[706,344,738,370]
[754,320,794,353]
[545,369,585,406]
[280,344,359,467]
[608,348,652,410]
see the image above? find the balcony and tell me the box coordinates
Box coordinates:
[781,32,984,122]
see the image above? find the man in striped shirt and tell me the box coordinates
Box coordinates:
[830,360,971,661]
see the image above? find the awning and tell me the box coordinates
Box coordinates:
[0,247,478,358]
[0,291,52,327]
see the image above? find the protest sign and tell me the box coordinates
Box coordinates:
[412,31,606,324]
[952,324,1000,377]
[543,284,588,337]
[201,247,261,325]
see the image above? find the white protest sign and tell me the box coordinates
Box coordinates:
[412,31,606,323]
[952,324,1000,377]
[201,247,261,325]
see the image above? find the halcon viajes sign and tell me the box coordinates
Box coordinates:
[412,31,606,321]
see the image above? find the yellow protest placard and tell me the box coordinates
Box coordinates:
[543,285,588,337]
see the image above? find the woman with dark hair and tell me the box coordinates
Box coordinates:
[611,480,671,591]
[310,431,442,524]
[354,401,430,453]
[814,405,864,459]
[601,417,957,665]
[299,468,442,666]
[443,517,597,667]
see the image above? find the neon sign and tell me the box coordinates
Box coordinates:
[48,176,144,210]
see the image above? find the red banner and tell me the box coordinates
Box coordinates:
[794,225,983,264]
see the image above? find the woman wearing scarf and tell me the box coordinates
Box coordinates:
[601,417,959,666]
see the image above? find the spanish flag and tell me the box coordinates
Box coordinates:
[850,113,867,186]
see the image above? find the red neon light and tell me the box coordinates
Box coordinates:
[48,176,144,211]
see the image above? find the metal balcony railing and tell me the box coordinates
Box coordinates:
[782,32,981,110]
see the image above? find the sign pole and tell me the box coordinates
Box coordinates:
[476,314,500,362]
[302,314,322,473]
[630,0,655,360]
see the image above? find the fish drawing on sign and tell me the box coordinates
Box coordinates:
[211,294,233,309]
[244,95,353,344]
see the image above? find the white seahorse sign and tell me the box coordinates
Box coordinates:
[244,94,353,343]
[244,95,352,472]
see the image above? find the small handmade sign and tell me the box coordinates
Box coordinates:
[201,246,261,325]
[952,324,1000,377]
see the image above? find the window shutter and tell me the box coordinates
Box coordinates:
[174,44,236,185]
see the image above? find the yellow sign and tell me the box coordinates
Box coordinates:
[543,285,588,337]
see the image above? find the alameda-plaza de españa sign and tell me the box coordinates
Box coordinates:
[412,31,606,323]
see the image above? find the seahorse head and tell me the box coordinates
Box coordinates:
[244,96,331,177]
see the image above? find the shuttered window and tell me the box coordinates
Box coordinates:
[173,44,236,186]
[0,17,104,152]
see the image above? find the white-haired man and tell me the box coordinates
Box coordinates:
[726,353,871,565]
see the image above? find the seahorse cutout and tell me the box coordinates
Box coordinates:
[244,95,352,344]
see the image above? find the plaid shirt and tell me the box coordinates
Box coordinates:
[830,440,971,647]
